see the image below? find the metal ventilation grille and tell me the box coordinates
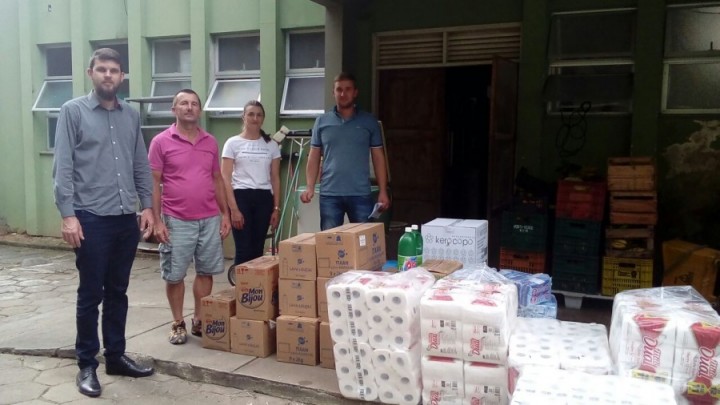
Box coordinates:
[376,32,444,67]
[376,24,521,68]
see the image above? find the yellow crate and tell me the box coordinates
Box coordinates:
[601,256,653,296]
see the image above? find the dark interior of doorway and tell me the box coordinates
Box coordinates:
[441,65,493,220]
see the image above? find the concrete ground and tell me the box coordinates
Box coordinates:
[0,233,613,404]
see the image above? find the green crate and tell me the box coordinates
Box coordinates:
[554,219,603,257]
[552,254,601,277]
[552,270,600,295]
[501,211,548,252]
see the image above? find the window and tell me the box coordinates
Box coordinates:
[662,5,720,113]
[205,34,261,116]
[33,45,73,112]
[281,31,325,116]
[150,39,191,115]
[47,115,58,150]
[544,9,636,114]
[92,42,130,100]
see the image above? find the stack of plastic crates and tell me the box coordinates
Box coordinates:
[552,180,606,294]
[499,193,548,274]
[602,157,656,296]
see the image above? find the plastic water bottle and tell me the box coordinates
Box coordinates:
[398,227,419,271]
[411,224,423,265]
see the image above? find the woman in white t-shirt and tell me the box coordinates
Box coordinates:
[221,100,281,266]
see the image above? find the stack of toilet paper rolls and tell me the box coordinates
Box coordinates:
[511,365,677,404]
[508,317,613,393]
[609,286,720,405]
[327,268,435,404]
[419,266,519,404]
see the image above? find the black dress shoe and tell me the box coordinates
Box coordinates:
[76,367,101,397]
[105,355,154,378]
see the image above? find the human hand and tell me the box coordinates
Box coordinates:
[139,208,154,240]
[270,210,280,230]
[377,190,391,211]
[300,189,314,203]
[220,213,231,239]
[61,216,84,248]
[230,209,244,230]
[153,221,170,244]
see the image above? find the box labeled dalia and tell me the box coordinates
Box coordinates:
[201,288,236,351]
[422,218,489,265]
[315,223,386,277]
[234,256,279,320]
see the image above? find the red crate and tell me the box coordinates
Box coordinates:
[499,248,546,274]
[556,180,607,221]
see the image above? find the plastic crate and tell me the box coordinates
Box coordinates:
[501,211,548,252]
[556,180,607,221]
[553,271,600,295]
[601,256,653,296]
[552,254,601,277]
[499,248,546,274]
[553,219,603,257]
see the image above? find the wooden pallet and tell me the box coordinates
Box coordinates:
[608,157,656,191]
[610,191,657,213]
[605,225,654,258]
[610,211,658,225]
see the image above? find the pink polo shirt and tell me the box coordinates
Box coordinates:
[148,124,221,220]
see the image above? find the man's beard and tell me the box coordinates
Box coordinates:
[95,84,118,101]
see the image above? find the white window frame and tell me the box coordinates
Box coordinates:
[205,33,261,117]
[32,45,73,112]
[661,3,720,114]
[47,114,59,151]
[149,38,191,116]
[546,8,636,115]
[281,30,325,116]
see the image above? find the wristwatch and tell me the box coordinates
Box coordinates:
[273,206,280,211]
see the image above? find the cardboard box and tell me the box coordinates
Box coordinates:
[422,259,463,278]
[279,233,317,281]
[279,279,317,317]
[315,223,386,278]
[422,218,488,265]
[235,256,279,321]
[316,277,331,322]
[201,288,236,351]
[319,322,334,369]
[230,317,276,357]
[663,239,720,302]
[276,315,319,365]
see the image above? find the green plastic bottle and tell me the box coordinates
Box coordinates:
[397,227,419,271]
[411,224,423,266]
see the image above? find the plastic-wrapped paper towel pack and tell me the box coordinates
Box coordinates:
[327,268,435,404]
[499,269,556,319]
[609,286,720,405]
[511,366,677,404]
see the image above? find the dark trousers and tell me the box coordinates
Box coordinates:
[74,211,139,370]
[232,189,273,265]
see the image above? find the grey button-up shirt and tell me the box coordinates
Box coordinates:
[52,91,153,218]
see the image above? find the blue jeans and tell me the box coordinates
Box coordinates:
[74,211,139,370]
[232,189,274,265]
[319,194,374,231]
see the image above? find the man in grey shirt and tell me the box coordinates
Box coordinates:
[53,48,155,398]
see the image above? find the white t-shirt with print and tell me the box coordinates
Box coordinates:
[221,135,281,191]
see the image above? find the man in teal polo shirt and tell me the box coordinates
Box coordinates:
[300,72,390,230]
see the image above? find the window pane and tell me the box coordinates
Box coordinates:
[283,77,325,112]
[289,32,325,69]
[546,65,633,113]
[666,7,720,57]
[34,80,73,110]
[667,62,720,110]
[218,36,260,72]
[154,40,191,75]
[48,116,58,150]
[150,80,192,112]
[94,43,130,74]
[117,79,130,100]
[46,47,72,77]
[206,80,261,110]
[549,11,635,61]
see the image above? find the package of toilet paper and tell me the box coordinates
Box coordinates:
[327,268,436,404]
[517,294,557,319]
[499,269,553,307]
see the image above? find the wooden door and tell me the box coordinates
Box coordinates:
[378,68,446,225]
[487,56,519,267]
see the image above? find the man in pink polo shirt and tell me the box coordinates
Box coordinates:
[148,89,231,345]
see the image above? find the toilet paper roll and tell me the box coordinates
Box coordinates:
[333,342,354,363]
[372,348,393,369]
[389,329,416,350]
[464,361,508,388]
[390,344,421,374]
[385,287,422,312]
[335,360,362,382]
[420,288,468,319]
[421,356,464,402]
[421,318,462,358]
[348,303,369,325]
[613,313,675,382]
[337,378,378,401]
[374,365,395,386]
[357,342,373,362]
[327,284,350,306]
[331,324,351,343]
[327,301,350,326]
[461,322,510,363]
[367,306,391,331]
[378,385,400,404]
[369,326,391,349]
[560,342,613,375]
[348,284,370,306]
[388,308,418,332]
[366,289,386,310]
[396,385,422,405]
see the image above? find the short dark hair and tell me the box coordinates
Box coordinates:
[334,72,357,88]
[173,89,202,107]
[89,48,123,71]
